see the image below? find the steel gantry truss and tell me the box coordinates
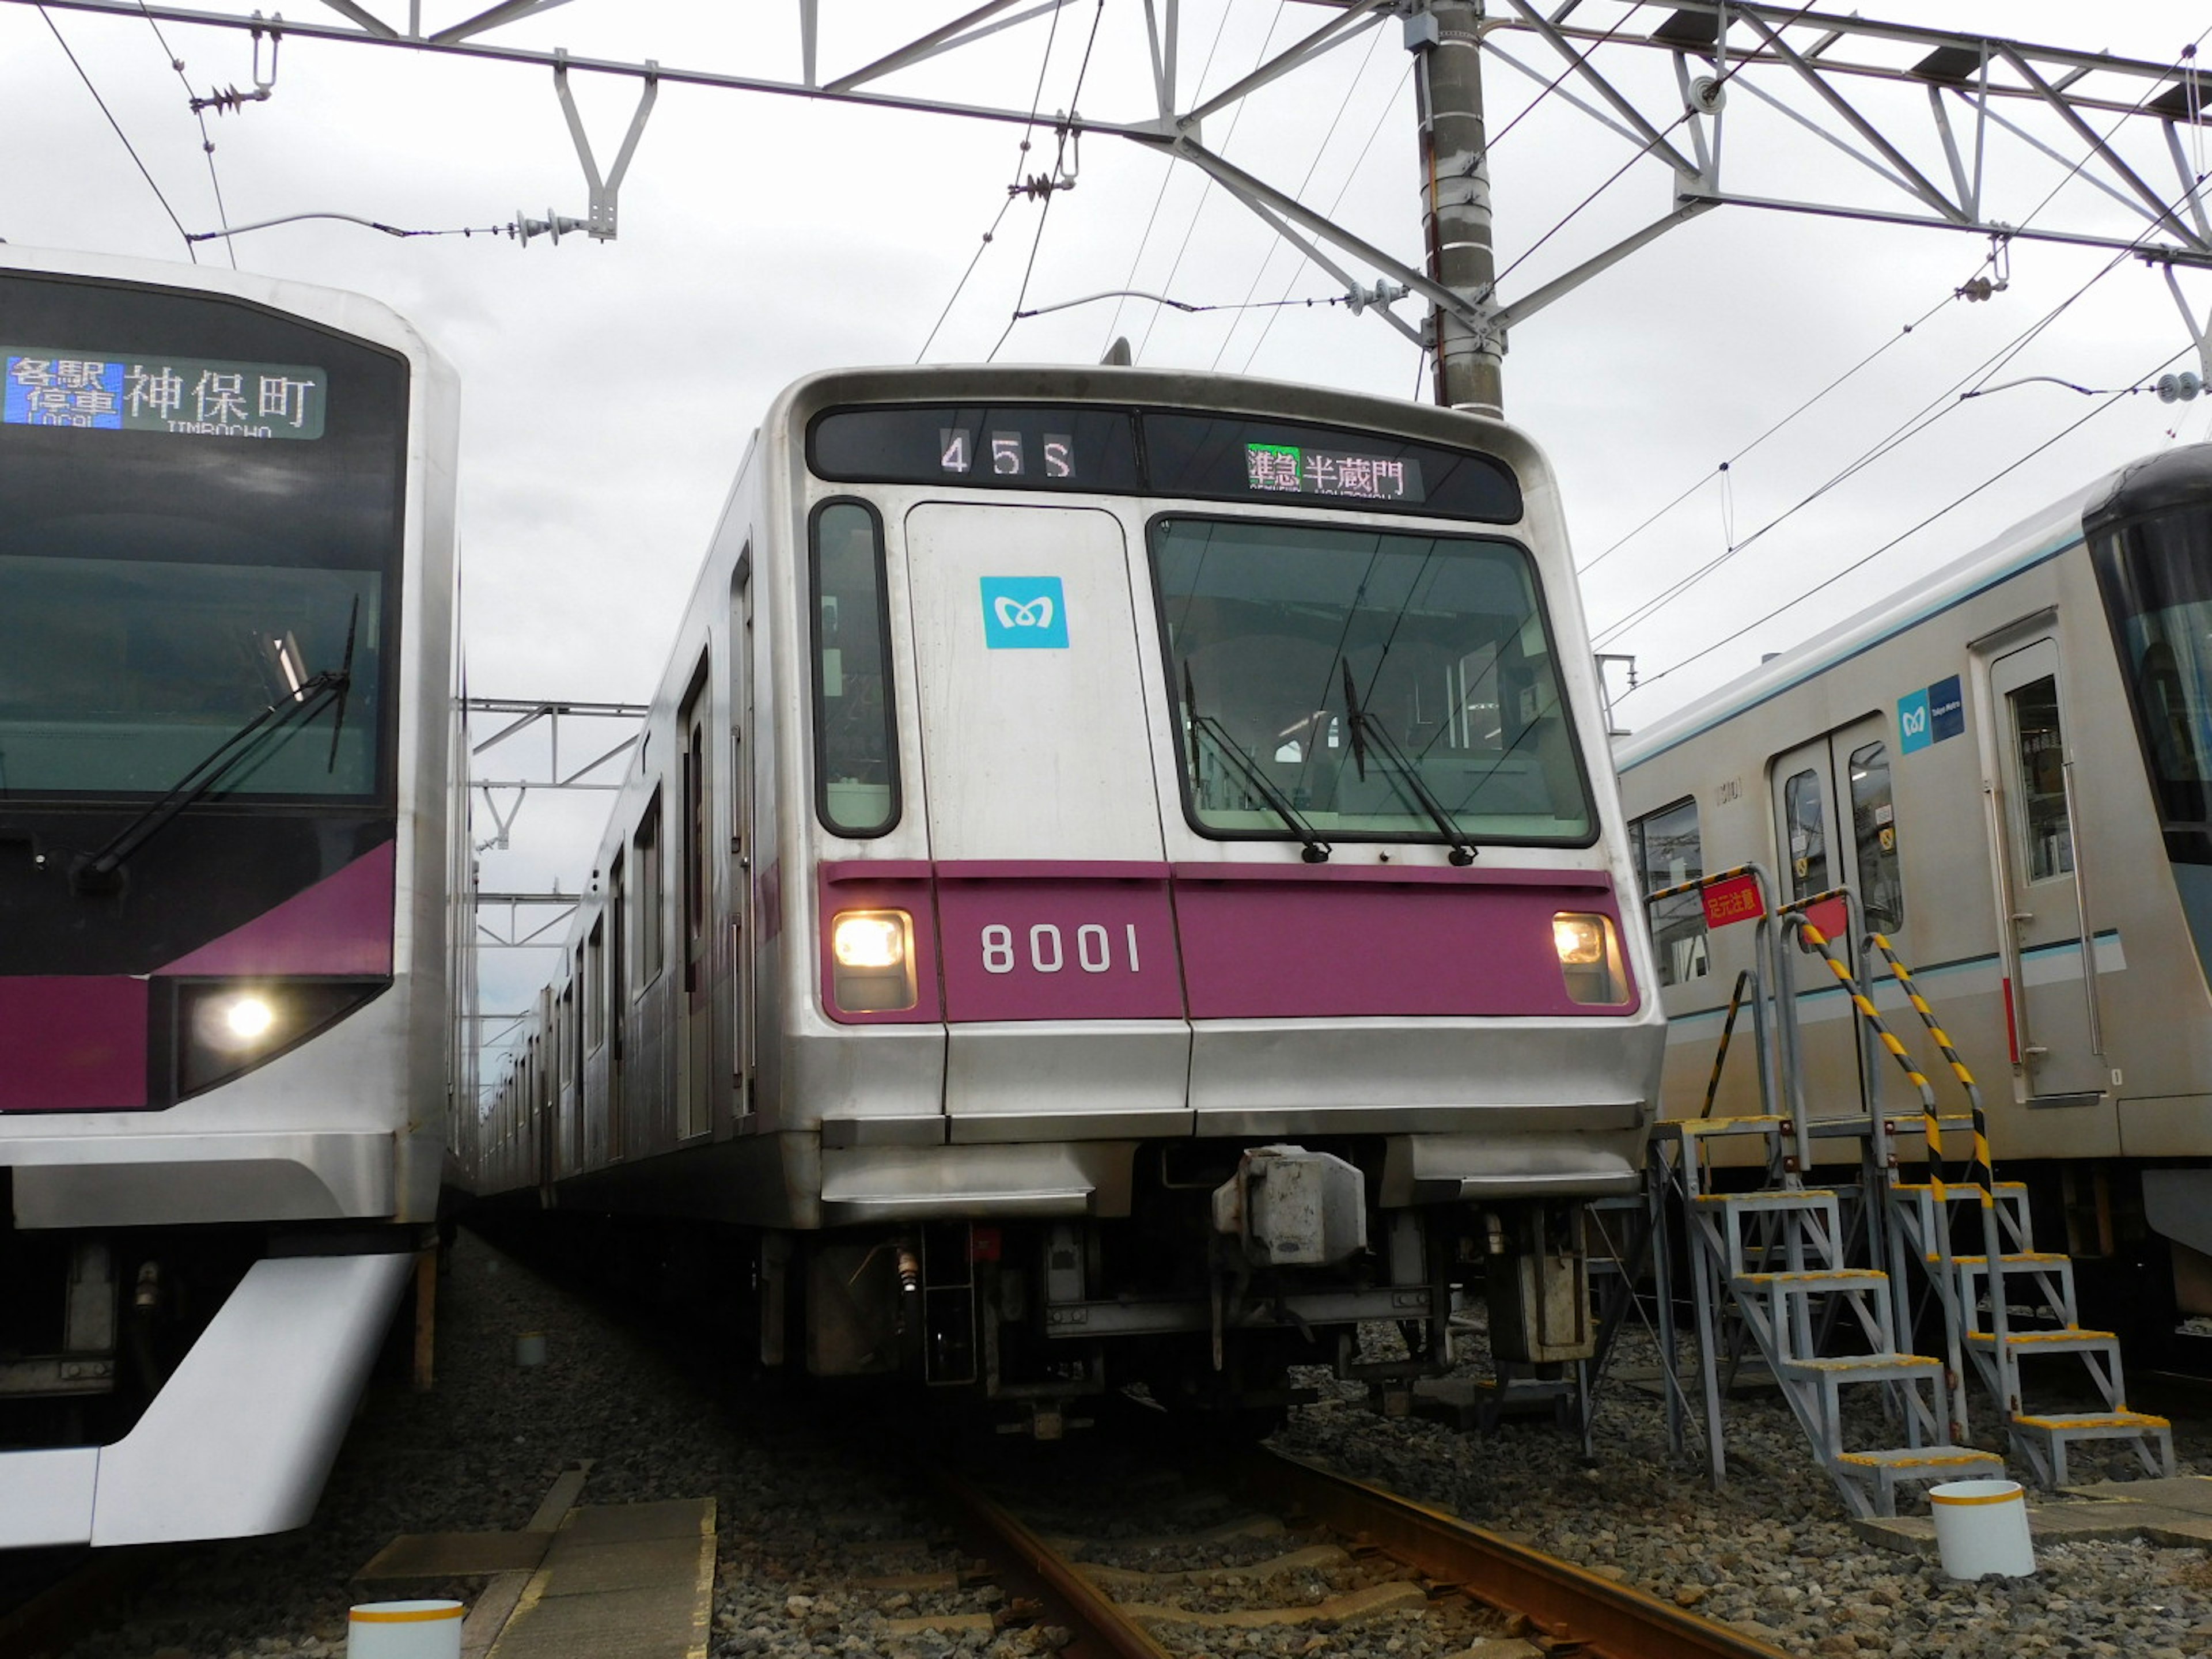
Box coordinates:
[18,0,2211,401]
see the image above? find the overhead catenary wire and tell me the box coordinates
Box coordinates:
[1132,3,1291,365]
[134,0,236,268]
[38,5,196,260]
[915,0,1074,363]
[1099,0,1244,359]
[1623,341,2199,702]
[987,0,1109,363]
[1582,22,2212,585]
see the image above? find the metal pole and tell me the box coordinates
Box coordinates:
[1415,1,1502,415]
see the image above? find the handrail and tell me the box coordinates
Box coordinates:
[1700,969,1755,1120]
[1865,931,2016,1416]
[1788,906,1968,1442]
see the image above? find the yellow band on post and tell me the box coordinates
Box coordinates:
[1930,1487,2022,1507]
[351,1607,466,1624]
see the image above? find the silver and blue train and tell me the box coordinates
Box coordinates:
[468,364,1666,1429]
[1616,441,2212,1346]
[0,248,462,1547]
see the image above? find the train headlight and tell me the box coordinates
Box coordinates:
[172,978,390,1100]
[196,989,284,1054]
[829,910,916,1012]
[1553,912,1628,1006]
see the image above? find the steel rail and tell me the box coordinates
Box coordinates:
[925,1463,1176,1659]
[1232,1446,1795,1659]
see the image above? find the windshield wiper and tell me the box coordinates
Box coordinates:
[1340,662,1476,865]
[71,666,351,895]
[1183,667,1331,862]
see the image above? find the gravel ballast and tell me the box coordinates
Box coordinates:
[38,1230,2212,1659]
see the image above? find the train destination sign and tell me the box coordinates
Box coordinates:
[1245,442,1423,502]
[3,348,327,440]
[1700,873,1765,929]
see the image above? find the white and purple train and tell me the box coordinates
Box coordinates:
[470,365,1665,1430]
[0,248,462,1547]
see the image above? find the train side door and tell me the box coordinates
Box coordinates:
[608,851,627,1160]
[677,663,712,1141]
[729,565,754,1120]
[1983,638,2108,1108]
[1770,733,1871,1117]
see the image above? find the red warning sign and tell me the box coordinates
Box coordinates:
[1700,873,1765,930]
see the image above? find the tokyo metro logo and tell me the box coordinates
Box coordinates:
[979,577,1070,649]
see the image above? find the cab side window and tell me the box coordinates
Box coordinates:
[1631,797,1708,987]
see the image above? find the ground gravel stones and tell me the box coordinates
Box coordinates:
[39,1233,2212,1659]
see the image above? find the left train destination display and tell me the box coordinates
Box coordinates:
[3,347,327,437]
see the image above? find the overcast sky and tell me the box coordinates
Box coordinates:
[4,0,2207,1044]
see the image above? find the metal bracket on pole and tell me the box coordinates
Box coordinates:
[552,48,659,241]
[2158,261,2212,384]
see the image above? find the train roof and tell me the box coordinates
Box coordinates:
[1612,459,2133,774]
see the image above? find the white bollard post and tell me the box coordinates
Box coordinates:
[1929,1479,2036,1579]
[347,1599,465,1659]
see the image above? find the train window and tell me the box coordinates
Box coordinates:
[585,919,605,1051]
[809,500,899,836]
[1152,517,1593,846]
[1849,741,1904,930]
[1630,798,1707,986]
[634,792,664,991]
[1782,768,1829,900]
[2009,677,2073,881]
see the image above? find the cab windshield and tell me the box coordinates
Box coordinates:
[1152,516,1593,846]
[2093,506,2212,836]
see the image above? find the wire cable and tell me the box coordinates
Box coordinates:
[39,6,196,260]
[1207,17,1388,371]
[915,0,1073,362]
[134,0,236,270]
[1620,342,2198,702]
[1583,25,2212,583]
[1100,0,1243,358]
[1134,3,1291,364]
[988,0,1109,363]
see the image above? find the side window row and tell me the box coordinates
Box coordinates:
[1630,737,1904,990]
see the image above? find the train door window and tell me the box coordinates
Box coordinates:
[809,501,899,836]
[634,793,664,991]
[1848,741,1903,930]
[2008,676,2073,881]
[586,920,605,1050]
[1631,797,1707,986]
[1782,767,1830,900]
[683,707,707,994]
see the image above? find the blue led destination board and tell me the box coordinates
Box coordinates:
[3,348,327,440]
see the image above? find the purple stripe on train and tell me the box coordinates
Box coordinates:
[160,841,396,976]
[815,859,1636,1024]
[0,976,149,1111]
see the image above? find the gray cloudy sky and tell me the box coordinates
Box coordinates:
[4,0,2207,1035]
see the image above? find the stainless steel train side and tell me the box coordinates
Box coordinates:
[474,365,1666,1426]
[0,248,460,1547]
[1615,444,2212,1343]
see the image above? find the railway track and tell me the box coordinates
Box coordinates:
[927,1441,1794,1659]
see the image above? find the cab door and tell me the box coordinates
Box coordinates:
[1771,733,1869,1118]
[901,501,1188,1139]
[1983,638,2110,1110]
[677,665,713,1140]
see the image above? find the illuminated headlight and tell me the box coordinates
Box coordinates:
[196,989,283,1054]
[172,978,390,1100]
[829,910,917,1012]
[1553,912,1628,1006]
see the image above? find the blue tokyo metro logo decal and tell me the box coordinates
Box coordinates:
[979,576,1069,649]
[1897,673,1964,754]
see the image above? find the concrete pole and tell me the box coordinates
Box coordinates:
[1415,0,1502,416]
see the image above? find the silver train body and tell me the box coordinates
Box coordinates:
[0,248,461,1546]
[469,365,1663,1423]
[1615,444,2212,1339]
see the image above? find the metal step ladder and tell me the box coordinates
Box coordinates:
[1666,1118,2001,1518]
[1888,1177,2175,1487]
